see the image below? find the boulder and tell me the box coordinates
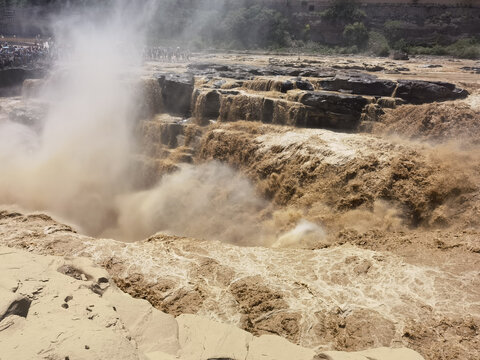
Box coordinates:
[281,80,295,93]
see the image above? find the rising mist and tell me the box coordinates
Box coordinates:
[0,0,277,245]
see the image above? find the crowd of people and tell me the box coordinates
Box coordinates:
[0,40,52,69]
[143,46,191,62]
[0,39,192,69]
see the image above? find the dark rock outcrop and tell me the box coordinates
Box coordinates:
[151,64,469,131]
[299,91,371,129]
[187,63,468,104]
[192,89,221,124]
[0,293,31,321]
[461,66,480,74]
[293,78,314,91]
[300,91,370,114]
[199,90,371,130]
[187,62,335,80]
[157,73,194,116]
[0,68,43,88]
[319,75,396,97]
[395,80,469,104]
[0,67,45,96]
[280,80,295,93]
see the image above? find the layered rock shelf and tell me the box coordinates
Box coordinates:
[145,62,470,130]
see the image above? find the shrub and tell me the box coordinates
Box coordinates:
[343,22,369,48]
[340,45,359,54]
[367,31,390,56]
[393,38,408,52]
[406,38,480,59]
[377,46,390,57]
[447,38,480,59]
[302,24,311,41]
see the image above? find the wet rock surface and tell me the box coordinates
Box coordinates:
[395,80,469,104]
[298,91,370,129]
[146,58,471,133]
[318,74,396,97]
[186,61,468,104]
[157,72,194,116]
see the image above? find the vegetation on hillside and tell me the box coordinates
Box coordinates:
[0,0,478,59]
[405,38,480,59]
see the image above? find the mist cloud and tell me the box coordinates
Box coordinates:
[0,0,282,245]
